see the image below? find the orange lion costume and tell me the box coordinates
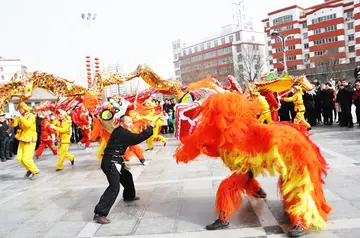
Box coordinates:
[174,92,331,237]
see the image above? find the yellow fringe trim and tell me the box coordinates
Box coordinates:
[220,146,326,230]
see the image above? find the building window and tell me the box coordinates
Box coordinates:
[200,44,204,51]
[303,33,308,39]
[275,47,283,53]
[253,45,259,50]
[1,75,4,80]
[287,56,296,61]
[312,13,336,24]
[251,36,255,41]
[305,54,310,60]
[273,15,293,26]
[175,70,181,76]
[194,46,198,53]
[183,50,186,56]
[266,22,270,28]
[0,67,3,72]
[350,57,356,63]
[235,32,240,41]
[174,54,178,60]
[269,60,273,65]
[268,50,272,56]
[267,32,270,37]
[349,46,355,52]
[236,45,242,52]
[174,62,180,68]
[348,34,355,41]
[221,38,226,44]
[347,22,354,29]
[304,43,309,49]
[306,64,311,69]
[288,66,297,71]
[214,40,218,47]
[268,41,271,46]
[188,48,192,54]
[288,45,295,50]
[302,22,307,28]
[347,11,354,18]
[229,35,234,42]
[207,42,211,49]
[275,38,282,43]
[178,53,181,58]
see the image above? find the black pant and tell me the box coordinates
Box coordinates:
[0,137,10,160]
[94,162,136,217]
[356,106,360,124]
[323,107,333,125]
[316,106,322,123]
[305,107,317,126]
[339,103,353,126]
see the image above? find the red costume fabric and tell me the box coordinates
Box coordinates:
[260,91,279,121]
[77,108,91,148]
[35,119,57,157]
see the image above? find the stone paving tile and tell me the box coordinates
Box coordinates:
[95,219,138,236]
[41,221,87,237]
[5,221,55,238]
[29,208,69,222]
[134,217,177,235]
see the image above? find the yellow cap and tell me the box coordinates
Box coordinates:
[18,102,31,112]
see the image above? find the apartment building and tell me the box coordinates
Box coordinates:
[262,0,360,76]
[172,24,265,85]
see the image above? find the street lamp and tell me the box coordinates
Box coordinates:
[271,31,293,72]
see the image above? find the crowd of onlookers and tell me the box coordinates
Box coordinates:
[160,98,176,134]
[279,79,360,128]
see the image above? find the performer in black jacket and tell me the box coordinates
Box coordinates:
[93,115,154,224]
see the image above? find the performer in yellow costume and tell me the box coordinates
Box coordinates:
[251,92,273,124]
[11,102,39,180]
[52,110,75,171]
[283,86,311,129]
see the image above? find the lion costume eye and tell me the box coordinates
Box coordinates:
[101,110,113,121]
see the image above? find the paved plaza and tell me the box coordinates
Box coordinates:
[1,126,360,238]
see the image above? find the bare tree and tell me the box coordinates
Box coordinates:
[235,44,267,83]
[313,47,347,82]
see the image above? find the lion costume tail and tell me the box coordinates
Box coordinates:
[276,121,331,229]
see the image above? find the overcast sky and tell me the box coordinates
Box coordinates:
[0,0,322,85]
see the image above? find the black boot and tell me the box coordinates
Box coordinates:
[205,219,229,230]
[287,224,310,237]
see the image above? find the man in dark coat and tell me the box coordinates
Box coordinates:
[336,80,354,128]
[93,115,154,224]
[0,114,11,162]
[321,83,335,125]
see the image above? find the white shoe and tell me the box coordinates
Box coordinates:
[30,174,37,180]
[77,142,83,147]
[85,147,91,151]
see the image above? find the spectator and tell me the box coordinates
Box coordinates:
[303,89,317,126]
[168,109,174,133]
[354,65,360,81]
[353,82,360,126]
[163,99,172,113]
[336,80,354,128]
[0,114,10,162]
[313,81,323,124]
[321,82,335,125]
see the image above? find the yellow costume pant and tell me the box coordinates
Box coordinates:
[294,111,311,129]
[17,142,39,174]
[56,143,74,170]
[146,124,166,149]
[258,112,273,124]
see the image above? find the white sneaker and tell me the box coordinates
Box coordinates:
[30,174,37,180]
[85,147,91,151]
[78,142,83,147]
